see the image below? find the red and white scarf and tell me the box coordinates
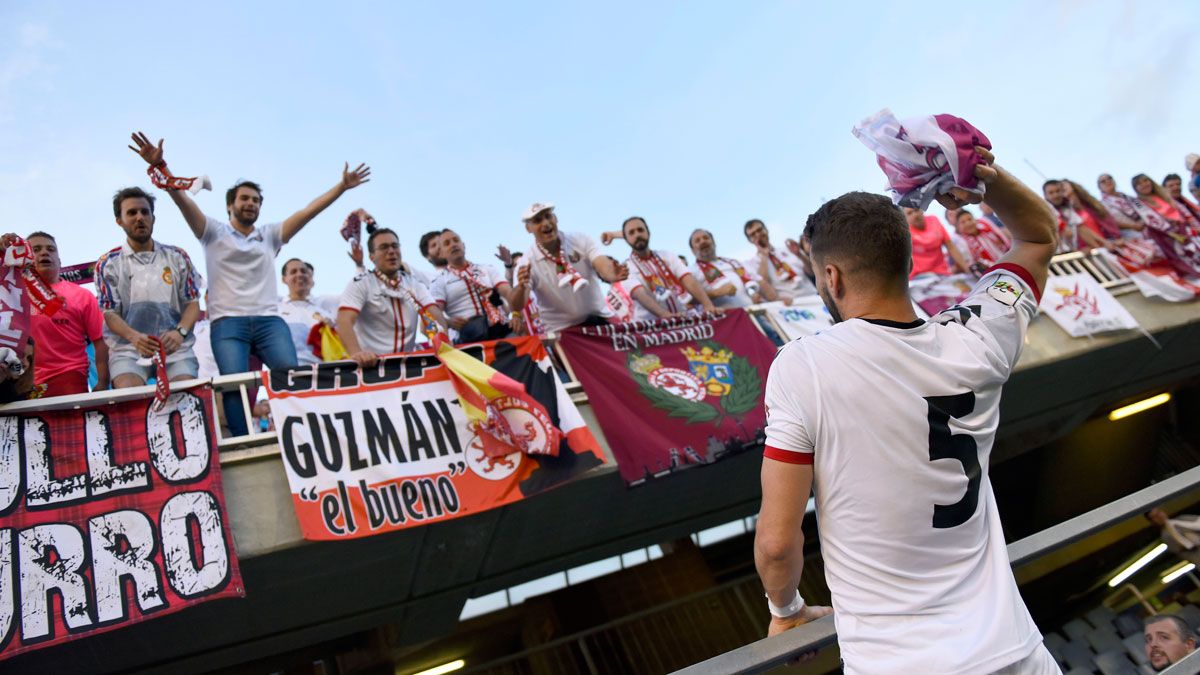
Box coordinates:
[629,251,688,296]
[374,270,443,342]
[147,161,211,194]
[765,250,797,281]
[697,257,752,285]
[448,263,504,325]
[4,236,63,316]
[536,239,587,290]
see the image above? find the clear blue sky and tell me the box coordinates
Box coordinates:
[1,1,1197,297]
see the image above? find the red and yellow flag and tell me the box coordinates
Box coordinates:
[434,335,562,458]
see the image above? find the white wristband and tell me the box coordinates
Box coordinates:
[766,590,805,618]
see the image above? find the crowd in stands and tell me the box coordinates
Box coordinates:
[4,133,1200,423]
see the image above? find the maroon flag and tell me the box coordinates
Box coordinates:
[0,385,244,660]
[557,310,776,485]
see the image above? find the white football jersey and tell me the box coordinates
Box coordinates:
[339,271,436,355]
[764,264,1044,675]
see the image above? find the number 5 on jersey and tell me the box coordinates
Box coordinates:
[925,392,980,529]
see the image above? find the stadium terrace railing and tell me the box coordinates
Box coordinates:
[671,464,1200,675]
[1049,249,1135,295]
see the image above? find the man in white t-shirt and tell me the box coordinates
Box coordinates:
[620,217,718,322]
[337,227,448,366]
[430,229,514,344]
[743,219,818,300]
[130,131,370,435]
[509,202,629,334]
[755,147,1061,674]
[415,230,447,288]
[688,228,785,308]
[277,258,341,366]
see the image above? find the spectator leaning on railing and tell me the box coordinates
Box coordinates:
[95,187,202,388]
[622,216,719,321]
[337,227,449,367]
[1144,614,1197,672]
[277,258,343,366]
[129,131,370,435]
[28,232,109,396]
[954,208,1011,268]
[509,202,629,334]
[1164,173,1200,223]
[430,229,514,344]
[688,228,781,308]
[1044,178,1112,252]
[1096,173,1148,237]
[743,219,818,299]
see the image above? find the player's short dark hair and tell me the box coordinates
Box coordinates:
[805,191,911,292]
[112,187,156,218]
[281,258,313,276]
[368,227,399,253]
[226,180,263,206]
[622,216,647,236]
[1164,173,1182,184]
[1042,179,1063,192]
[419,230,443,258]
[27,231,55,243]
[743,219,765,236]
[1145,615,1197,643]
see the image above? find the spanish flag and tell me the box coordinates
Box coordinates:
[434,335,562,458]
[306,323,350,362]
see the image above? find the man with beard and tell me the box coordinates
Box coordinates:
[510,202,629,334]
[620,217,718,321]
[430,229,514,343]
[688,228,783,308]
[95,187,202,388]
[416,230,447,287]
[1163,173,1200,223]
[1144,615,1196,671]
[338,227,448,366]
[28,232,110,396]
[129,131,370,435]
[756,146,1062,673]
[743,219,818,300]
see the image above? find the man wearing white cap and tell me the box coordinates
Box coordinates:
[509,202,629,334]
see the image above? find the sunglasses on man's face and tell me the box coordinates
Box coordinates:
[530,212,553,225]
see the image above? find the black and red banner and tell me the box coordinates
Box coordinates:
[0,385,243,661]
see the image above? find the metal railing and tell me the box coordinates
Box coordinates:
[1050,249,1136,295]
[673,464,1200,674]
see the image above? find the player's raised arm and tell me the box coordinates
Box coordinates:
[941,147,1058,294]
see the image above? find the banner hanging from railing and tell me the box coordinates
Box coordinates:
[1040,272,1139,337]
[263,337,605,540]
[556,310,776,485]
[0,385,243,662]
[759,298,833,341]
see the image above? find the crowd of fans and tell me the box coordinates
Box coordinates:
[7,134,1200,426]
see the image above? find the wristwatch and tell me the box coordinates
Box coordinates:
[175,325,190,338]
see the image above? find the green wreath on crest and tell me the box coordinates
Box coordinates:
[626,339,762,426]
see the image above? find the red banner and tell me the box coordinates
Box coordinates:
[557,310,776,484]
[0,385,244,661]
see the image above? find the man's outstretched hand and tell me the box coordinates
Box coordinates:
[129,131,164,166]
[935,146,998,210]
[341,163,371,190]
[767,604,833,637]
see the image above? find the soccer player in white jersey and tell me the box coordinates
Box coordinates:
[688,228,785,308]
[337,228,448,366]
[754,147,1061,674]
[743,219,818,300]
[620,217,719,321]
[430,229,515,344]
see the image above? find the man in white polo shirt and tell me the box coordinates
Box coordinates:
[620,216,719,322]
[129,130,370,435]
[509,202,629,334]
[743,219,818,300]
[688,228,784,308]
[338,227,449,366]
[430,229,514,344]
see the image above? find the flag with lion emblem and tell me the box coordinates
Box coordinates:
[557,310,776,485]
[263,337,605,540]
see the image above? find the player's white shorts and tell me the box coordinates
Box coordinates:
[991,643,1061,675]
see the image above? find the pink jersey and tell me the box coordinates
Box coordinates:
[31,280,104,384]
[910,216,952,277]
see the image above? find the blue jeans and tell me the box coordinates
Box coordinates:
[211,315,298,437]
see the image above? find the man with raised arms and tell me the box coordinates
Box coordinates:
[129,131,370,435]
[755,146,1061,673]
[338,227,448,366]
[509,202,629,334]
[430,229,514,344]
